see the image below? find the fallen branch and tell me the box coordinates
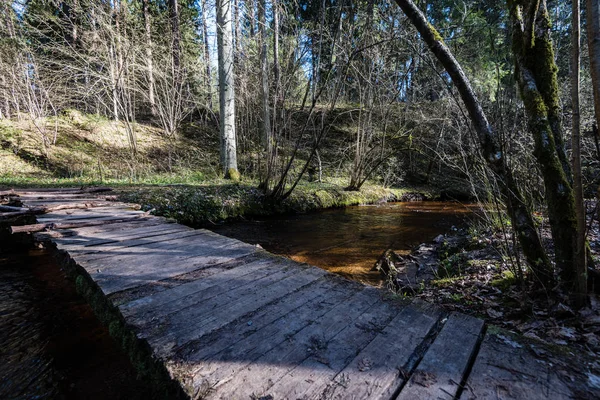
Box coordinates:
[11,215,148,234]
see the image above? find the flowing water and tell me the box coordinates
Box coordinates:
[0,247,156,399]
[211,201,477,285]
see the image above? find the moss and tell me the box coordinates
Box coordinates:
[225,168,241,181]
[431,276,463,287]
[429,23,444,43]
[491,270,517,291]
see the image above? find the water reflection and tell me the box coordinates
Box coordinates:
[211,201,477,285]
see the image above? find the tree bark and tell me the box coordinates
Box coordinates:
[510,1,577,286]
[141,0,157,116]
[217,0,239,179]
[258,0,272,190]
[573,0,587,305]
[259,0,271,150]
[393,0,553,285]
[169,0,181,76]
[200,0,212,109]
[587,0,600,133]
[273,0,281,100]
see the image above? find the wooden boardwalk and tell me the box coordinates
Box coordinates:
[4,188,575,399]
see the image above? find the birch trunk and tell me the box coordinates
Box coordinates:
[141,0,156,116]
[200,0,212,109]
[217,0,239,179]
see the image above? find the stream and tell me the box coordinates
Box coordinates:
[211,201,477,286]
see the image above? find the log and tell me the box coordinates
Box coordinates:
[11,215,148,234]
[0,210,35,219]
[1,202,128,216]
[0,205,31,212]
[0,189,16,196]
[35,202,132,213]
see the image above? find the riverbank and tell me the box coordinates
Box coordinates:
[116,181,439,227]
[379,221,600,388]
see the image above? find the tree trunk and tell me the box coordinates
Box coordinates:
[247,0,256,37]
[259,0,271,150]
[200,0,212,109]
[217,0,239,179]
[273,0,281,100]
[393,0,553,285]
[510,1,577,286]
[587,0,600,133]
[258,0,272,190]
[169,0,181,76]
[573,0,587,305]
[141,0,156,116]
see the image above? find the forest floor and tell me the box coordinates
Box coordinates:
[386,205,600,396]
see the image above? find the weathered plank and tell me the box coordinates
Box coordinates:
[180,276,359,367]
[460,330,573,400]
[317,302,443,400]
[397,312,484,400]
[74,240,259,295]
[62,229,201,257]
[266,299,404,400]
[45,221,187,247]
[147,263,328,358]
[11,215,153,233]
[184,279,365,397]
[120,257,284,325]
[37,208,144,222]
[66,230,231,263]
[209,286,386,399]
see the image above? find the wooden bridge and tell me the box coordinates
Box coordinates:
[3,188,574,399]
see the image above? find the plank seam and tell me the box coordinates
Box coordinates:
[454,323,487,400]
[392,309,449,398]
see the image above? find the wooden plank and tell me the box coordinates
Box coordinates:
[460,330,573,400]
[120,257,284,326]
[185,278,363,396]
[397,312,484,400]
[75,239,259,295]
[13,186,112,194]
[209,286,385,399]
[318,302,443,400]
[147,263,328,358]
[44,221,186,247]
[107,253,263,306]
[37,209,144,222]
[266,299,404,400]
[63,229,201,257]
[11,215,153,233]
[180,276,359,367]
[69,229,240,263]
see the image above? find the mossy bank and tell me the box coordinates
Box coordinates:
[117,181,438,228]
